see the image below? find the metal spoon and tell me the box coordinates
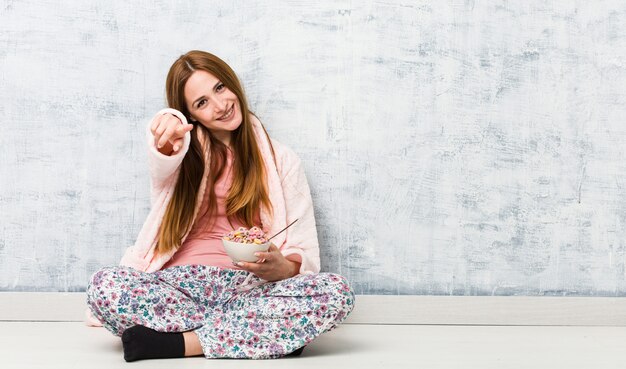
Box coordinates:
[267,218,299,242]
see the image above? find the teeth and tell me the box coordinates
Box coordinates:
[220,106,233,120]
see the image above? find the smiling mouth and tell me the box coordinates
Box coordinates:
[218,105,234,121]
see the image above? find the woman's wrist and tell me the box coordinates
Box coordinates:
[285,259,301,279]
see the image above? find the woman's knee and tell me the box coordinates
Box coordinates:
[86,266,131,301]
[308,273,355,330]
[322,273,356,311]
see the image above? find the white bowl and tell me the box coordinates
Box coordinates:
[222,239,271,263]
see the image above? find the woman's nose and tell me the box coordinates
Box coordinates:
[211,96,226,112]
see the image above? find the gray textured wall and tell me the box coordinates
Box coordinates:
[1,1,626,295]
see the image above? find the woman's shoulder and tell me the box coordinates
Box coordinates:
[268,137,303,176]
[268,136,296,158]
[249,113,303,174]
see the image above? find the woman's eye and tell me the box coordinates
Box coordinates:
[216,83,225,92]
[198,99,206,108]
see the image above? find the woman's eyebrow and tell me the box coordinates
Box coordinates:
[192,81,222,106]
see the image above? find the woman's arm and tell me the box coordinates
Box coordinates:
[237,142,318,280]
[145,108,192,198]
[285,257,302,277]
[275,145,321,275]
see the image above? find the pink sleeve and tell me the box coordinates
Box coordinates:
[117,108,192,271]
[279,154,321,275]
[146,108,192,195]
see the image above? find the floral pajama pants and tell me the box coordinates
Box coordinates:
[86,265,355,359]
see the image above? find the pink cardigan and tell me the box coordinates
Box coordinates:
[85,108,321,326]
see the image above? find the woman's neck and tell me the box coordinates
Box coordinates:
[211,130,232,148]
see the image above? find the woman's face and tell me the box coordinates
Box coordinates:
[184,70,242,144]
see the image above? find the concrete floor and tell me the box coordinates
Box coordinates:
[2,322,626,368]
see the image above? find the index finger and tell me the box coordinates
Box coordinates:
[175,123,194,136]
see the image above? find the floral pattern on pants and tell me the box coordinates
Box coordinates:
[86,265,355,359]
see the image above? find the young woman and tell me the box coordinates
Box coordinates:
[85,50,355,361]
